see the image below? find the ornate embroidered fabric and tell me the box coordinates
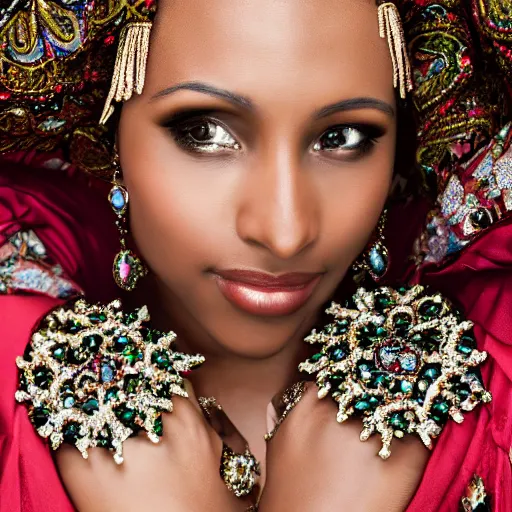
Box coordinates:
[0,230,81,298]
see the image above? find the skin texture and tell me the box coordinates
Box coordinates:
[119,0,398,457]
[57,0,429,510]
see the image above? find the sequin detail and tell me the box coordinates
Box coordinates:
[461,475,491,512]
[0,230,81,298]
[0,1,157,179]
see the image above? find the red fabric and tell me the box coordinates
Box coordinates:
[0,294,72,511]
[0,160,119,511]
[406,220,512,511]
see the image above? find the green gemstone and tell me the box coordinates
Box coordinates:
[433,401,449,414]
[63,422,81,443]
[400,380,413,393]
[389,413,408,430]
[82,398,99,415]
[105,387,119,402]
[394,318,411,337]
[311,353,323,363]
[31,406,51,427]
[34,368,53,389]
[52,347,66,360]
[376,327,387,337]
[154,416,163,436]
[368,397,379,408]
[83,334,103,353]
[123,345,140,364]
[88,313,107,323]
[419,302,441,319]
[65,320,82,334]
[124,312,139,324]
[410,333,422,343]
[374,374,392,387]
[331,348,345,362]
[118,407,136,425]
[144,329,161,343]
[152,351,171,369]
[424,368,440,380]
[457,344,472,355]
[458,388,470,400]
[355,400,370,411]
[114,336,130,352]
[96,429,113,449]
[124,376,140,394]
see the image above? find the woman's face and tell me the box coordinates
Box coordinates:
[118,0,396,358]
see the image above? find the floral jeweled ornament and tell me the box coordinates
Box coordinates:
[220,444,261,498]
[15,299,204,464]
[299,285,491,459]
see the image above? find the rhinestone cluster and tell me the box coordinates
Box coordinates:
[299,285,491,459]
[220,445,261,498]
[16,299,204,464]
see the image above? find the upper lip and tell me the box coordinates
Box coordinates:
[213,269,323,289]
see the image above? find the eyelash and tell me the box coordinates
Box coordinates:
[164,112,383,158]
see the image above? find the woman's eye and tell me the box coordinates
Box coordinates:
[169,118,241,153]
[313,125,378,155]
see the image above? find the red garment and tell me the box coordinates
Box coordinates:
[0,162,118,511]
[0,162,510,511]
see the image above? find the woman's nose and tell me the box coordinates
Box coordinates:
[235,146,319,260]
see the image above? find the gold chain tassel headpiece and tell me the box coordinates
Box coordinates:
[99,6,412,125]
[100,22,153,125]
[378,2,413,99]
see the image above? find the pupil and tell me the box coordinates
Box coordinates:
[189,122,214,142]
[323,130,346,149]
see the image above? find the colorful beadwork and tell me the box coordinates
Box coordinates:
[15,298,204,464]
[398,0,512,265]
[0,1,157,180]
[299,285,491,459]
[0,230,81,298]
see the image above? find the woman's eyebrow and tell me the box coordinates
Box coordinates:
[152,81,394,119]
[151,81,253,110]
[314,97,395,119]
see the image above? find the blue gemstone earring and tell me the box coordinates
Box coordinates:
[109,153,147,291]
[352,210,389,283]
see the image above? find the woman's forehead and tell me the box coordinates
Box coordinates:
[145,0,393,103]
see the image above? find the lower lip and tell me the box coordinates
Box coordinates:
[214,276,321,317]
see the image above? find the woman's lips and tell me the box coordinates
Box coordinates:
[213,269,323,317]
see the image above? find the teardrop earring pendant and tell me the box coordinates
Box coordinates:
[109,161,147,291]
[352,211,390,283]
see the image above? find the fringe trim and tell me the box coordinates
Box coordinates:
[100,22,152,125]
[378,3,413,99]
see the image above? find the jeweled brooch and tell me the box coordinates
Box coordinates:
[15,299,204,464]
[299,285,491,459]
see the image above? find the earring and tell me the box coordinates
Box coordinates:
[352,210,390,282]
[109,154,147,291]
